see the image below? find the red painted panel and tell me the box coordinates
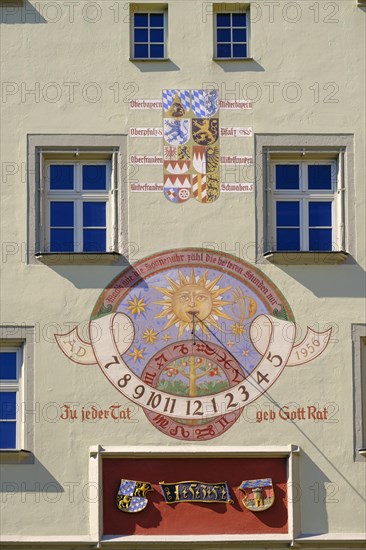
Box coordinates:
[102,457,288,535]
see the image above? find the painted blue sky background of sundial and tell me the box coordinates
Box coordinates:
[116,267,268,385]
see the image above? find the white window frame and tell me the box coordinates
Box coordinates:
[28,135,127,265]
[255,135,354,264]
[44,159,113,253]
[130,9,168,60]
[352,325,366,461]
[0,346,24,450]
[270,159,341,251]
[214,9,250,60]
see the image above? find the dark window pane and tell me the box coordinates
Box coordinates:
[134,13,148,26]
[276,165,300,190]
[0,392,16,420]
[308,164,333,190]
[83,202,106,227]
[217,13,230,26]
[233,28,246,42]
[217,43,231,57]
[82,165,107,190]
[134,28,148,42]
[150,28,164,42]
[134,43,149,58]
[277,229,300,251]
[309,229,332,251]
[217,28,231,42]
[150,44,164,58]
[276,201,300,227]
[50,202,74,227]
[149,13,164,27]
[50,165,74,190]
[309,201,332,226]
[233,43,247,58]
[0,422,16,449]
[50,229,74,252]
[232,13,246,26]
[83,229,106,252]
[0,352,17,380]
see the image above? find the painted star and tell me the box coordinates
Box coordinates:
[231,323,245,336]
[142,328,158,344]
[226,340,234,347]
[127,295,147,317]
[162,334,171,342]
[128,346,145,363]
[241,349,250,357]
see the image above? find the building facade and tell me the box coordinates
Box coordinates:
[0,0,365,547]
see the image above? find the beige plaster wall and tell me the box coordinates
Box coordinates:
[0,0,365,543]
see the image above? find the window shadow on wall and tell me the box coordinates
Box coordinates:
[130,60,180,72]
[48,258,148,292]
[0,1,47,24]
[214,59,264,72]
[270,262,366,298]
[299,451,330,535]
[0,457,63,497]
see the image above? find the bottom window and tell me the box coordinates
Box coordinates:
[0,349,22,450]
[275,200,333,251]
[308,202,332,251]
[49,200,107,252]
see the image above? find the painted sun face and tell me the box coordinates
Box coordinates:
[153,269,232,337]
[172,284,213,323]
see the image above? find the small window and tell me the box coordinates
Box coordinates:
[215,12,248,59]
[44,160,112,253]
[0,348,22,450]
[269,159,340,252]
[132,11,167,60]
[28,135,126,264]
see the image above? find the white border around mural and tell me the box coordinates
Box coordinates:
[89,444,300,546]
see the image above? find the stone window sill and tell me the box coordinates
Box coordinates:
[213,57,254,62]
[129,58,171,62]
[0,450,33,464]
[35,252,121,265]
[264,251,349,265]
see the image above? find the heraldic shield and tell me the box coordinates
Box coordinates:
[116,479,153,513]
[239,478,275,512]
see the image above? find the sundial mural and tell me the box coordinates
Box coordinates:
[56,249,331,441]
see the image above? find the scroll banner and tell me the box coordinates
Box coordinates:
[56,313,331,421]
[159,481,233,504]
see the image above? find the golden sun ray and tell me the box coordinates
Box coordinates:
[153,268,232,336]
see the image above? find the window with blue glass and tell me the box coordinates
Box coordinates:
[133,12,166,59]
[0,349,21,450]
[276,201,301,251]
[308,201,333,251]
[215,12,248,59]
[46,161,110,253]
[83,202,107,252]
[272,160,338,251]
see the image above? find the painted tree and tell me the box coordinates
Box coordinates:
[166,356,219,397]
